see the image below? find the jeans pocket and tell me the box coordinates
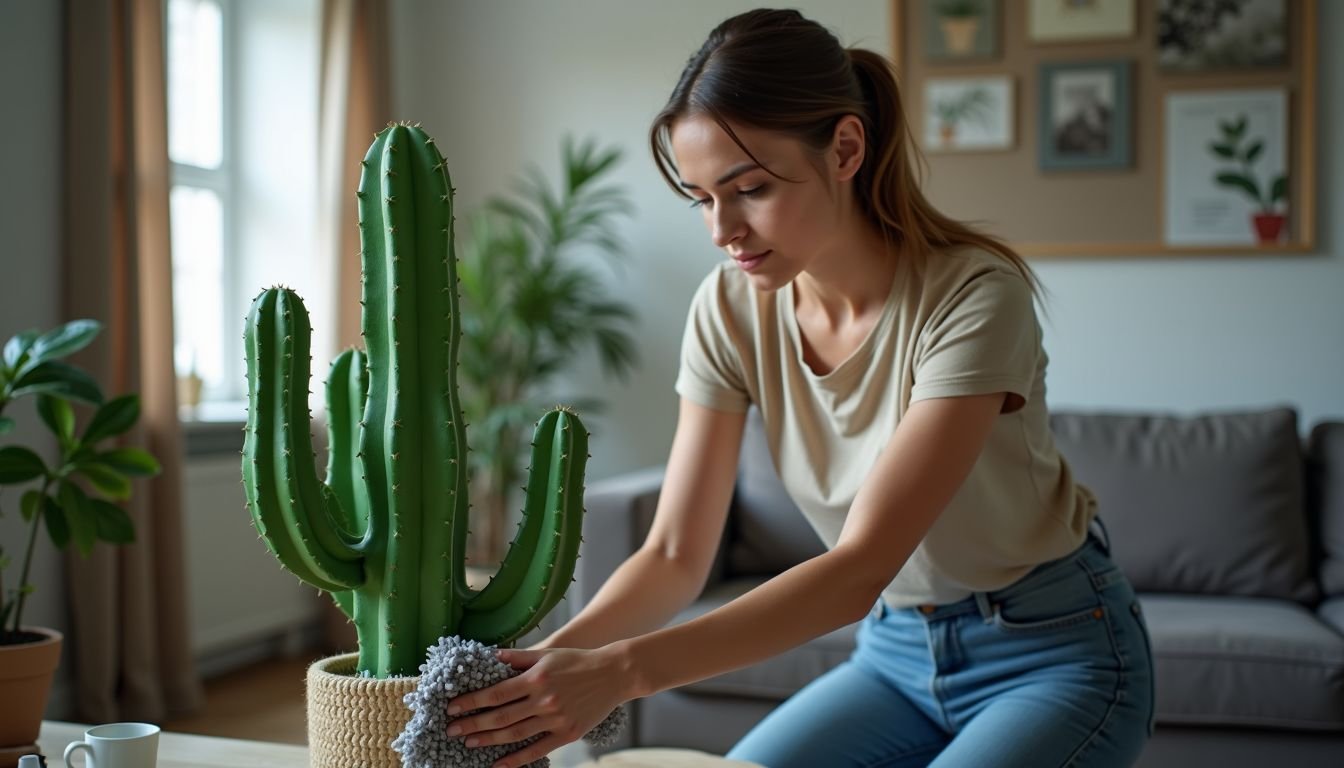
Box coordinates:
[992,602,1106,633]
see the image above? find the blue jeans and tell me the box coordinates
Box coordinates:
[727,534,1155,767]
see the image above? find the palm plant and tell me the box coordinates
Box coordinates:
[457,137,639,564]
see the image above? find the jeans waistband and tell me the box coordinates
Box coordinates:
[881,518,1112,623]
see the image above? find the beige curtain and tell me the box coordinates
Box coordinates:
[318,0,391,652]
[320,0,392,353]
[63,0,202,722]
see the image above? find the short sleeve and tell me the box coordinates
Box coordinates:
[910,267,1038,411]
[674,268,752,413]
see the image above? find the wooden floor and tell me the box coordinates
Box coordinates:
[161,653,320,744]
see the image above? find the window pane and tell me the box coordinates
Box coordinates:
[170,186,225,400]
[167,0,222,169]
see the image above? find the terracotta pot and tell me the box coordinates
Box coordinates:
[0,627,63,768]
[940,17,980,54]
[306,653,418,768]
[1253,212,1286,243]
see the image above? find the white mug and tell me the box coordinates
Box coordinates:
[63,722,160,768]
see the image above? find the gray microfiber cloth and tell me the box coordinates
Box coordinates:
[392,636,628,767]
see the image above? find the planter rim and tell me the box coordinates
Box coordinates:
[0,626,63,649]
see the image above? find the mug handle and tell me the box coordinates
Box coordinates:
[64,740,94,767]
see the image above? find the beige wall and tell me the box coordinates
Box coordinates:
[390,0,1343,483]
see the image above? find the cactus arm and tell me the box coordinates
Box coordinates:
[243,289,364,593]
[460,410,588,645]
[324,348,372,623]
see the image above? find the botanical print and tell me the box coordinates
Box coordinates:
[924,76,1014,151]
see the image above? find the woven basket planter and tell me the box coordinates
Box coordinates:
[307,653,418,768]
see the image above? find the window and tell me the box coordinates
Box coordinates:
[166,0,325,420]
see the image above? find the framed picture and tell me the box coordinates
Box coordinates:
[1028,0,1136,43]
[1163,88,1288,246]
[924,0,999,61]
[923,76,1014,152]
[1038,60,1132,171]
[1158,0,1287,71]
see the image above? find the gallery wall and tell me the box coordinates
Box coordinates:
[390,0,1342,483]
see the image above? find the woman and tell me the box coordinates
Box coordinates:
[446,9,1155,767]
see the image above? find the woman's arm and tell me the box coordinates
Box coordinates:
[612,392,1007,698]
[534,397,746,651]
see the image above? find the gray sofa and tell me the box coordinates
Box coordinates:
[575,406,1344,766]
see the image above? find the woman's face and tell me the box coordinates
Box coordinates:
[669,114,842,292]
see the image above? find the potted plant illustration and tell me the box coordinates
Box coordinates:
[936,0,983,55]
[933,86,993,146]
[0,320,159,766]
[1209,114,1288,244]
[242,123,604,766]
[457,137,638,567]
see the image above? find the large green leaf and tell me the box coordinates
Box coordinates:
[26,320,101,373]
[90,500,135,545]
[43,494,70,550]
[20,490,43,523]
[37,394,76,444]
[1243,140,1263,165]
[2,330,39,371]
[83,394,140,445]
[10,361,104,405]
[97,448,161,477]
[1270,175,1288,204]
[1215,172,1260,203]
[0,447,47,483]
[78,462,132,501]
[1208,143,1236,160]
[59,481,96,556]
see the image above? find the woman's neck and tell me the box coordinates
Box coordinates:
[792,218,899,328]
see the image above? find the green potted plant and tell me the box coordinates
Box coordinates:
[0,320,160,766]
[932,85,993,146]
[936,0,983,55]
[458,137,638,565]
[1209,114,1289,244]
[243,123,600,766]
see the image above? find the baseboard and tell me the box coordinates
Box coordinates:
[195,619,325,680]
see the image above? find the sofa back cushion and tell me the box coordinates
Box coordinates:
[727,408,826,576]
[1309,422,1344,596]
[1050,408,1317,603]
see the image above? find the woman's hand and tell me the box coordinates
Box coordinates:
[445,646,635,768]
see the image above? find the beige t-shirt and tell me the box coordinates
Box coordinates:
[675,248,1096,607]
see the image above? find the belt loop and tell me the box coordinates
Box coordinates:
[1089,516,1112,554]
[973,592,995,623]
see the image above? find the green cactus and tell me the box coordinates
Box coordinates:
[242,123,589,678]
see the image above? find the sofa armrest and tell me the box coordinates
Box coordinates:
[573,466,666,616]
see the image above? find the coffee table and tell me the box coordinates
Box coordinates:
[38,721,307,767]
[574,749,761,767]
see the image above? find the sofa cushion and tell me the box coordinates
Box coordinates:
[1140,594,1344,731]
[1051,408,1317,603]
[1309,422,1344,596]
[726,408,826,576]
[673,578,857,700]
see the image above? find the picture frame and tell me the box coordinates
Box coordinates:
[924,0,1000,61]
[1163,88,1288,246]
[1158,0,1287,71]
[923,76,1015,152]
[889,0,1317,257]
[1028,0,1136,43]
[1038,60,1132,171]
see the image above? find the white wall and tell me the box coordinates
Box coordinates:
[0,0,71,714]
[390,0,1343,483]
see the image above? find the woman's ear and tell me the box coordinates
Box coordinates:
[831,115,866,183]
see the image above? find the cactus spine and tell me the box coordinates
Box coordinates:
[242,123,588,678]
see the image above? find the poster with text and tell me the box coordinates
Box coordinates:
[1164,89,1288,246]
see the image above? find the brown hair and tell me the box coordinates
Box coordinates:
[649,8,1040,295]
